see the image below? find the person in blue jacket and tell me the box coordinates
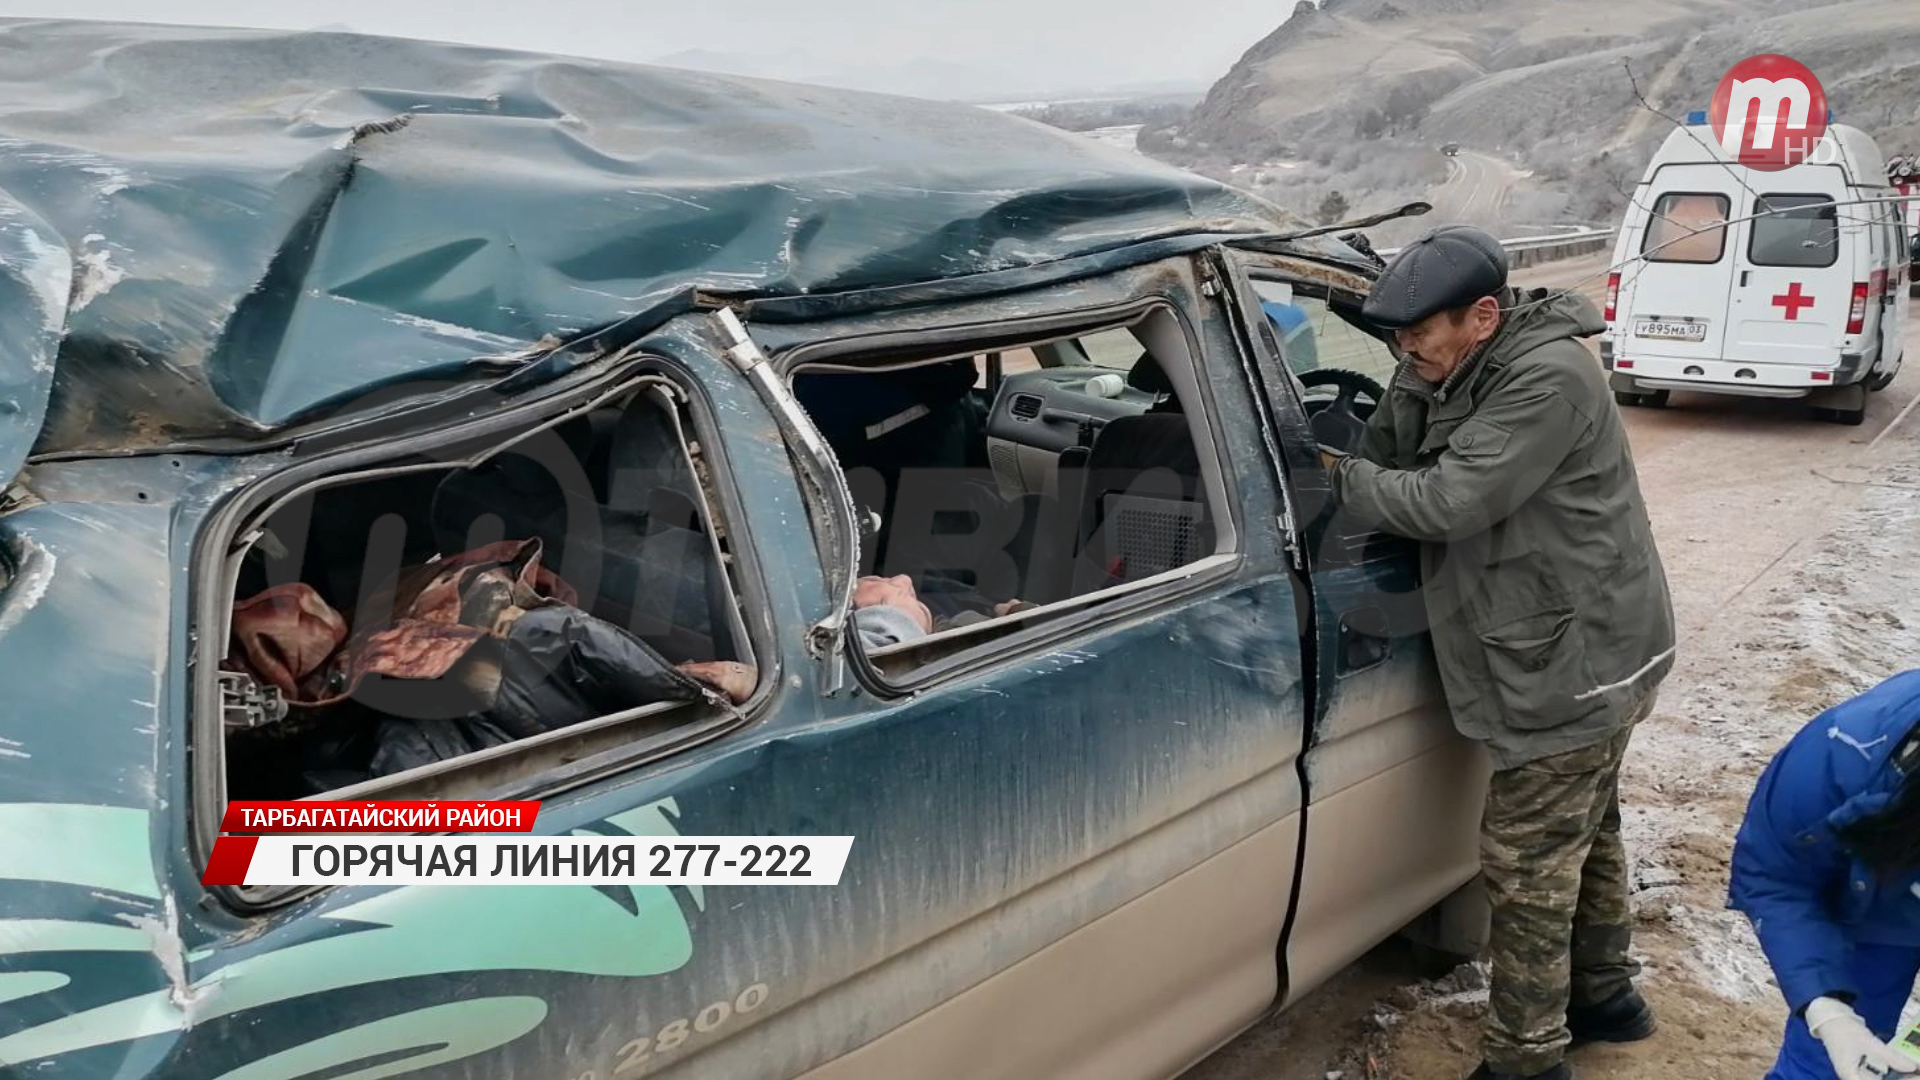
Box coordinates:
[1731,669,1920,1080]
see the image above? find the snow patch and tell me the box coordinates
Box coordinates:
[626,189,709,212]
[3,218,72,341]
[72,242,127,311]
[1669,905,1777,1003]
[319,294,525,352]
[380,309,522,350]
[79,164,131,196]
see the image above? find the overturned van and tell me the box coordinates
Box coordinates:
[0,20,1482,1080]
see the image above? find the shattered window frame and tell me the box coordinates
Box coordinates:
[190,360,772,911]
[782,296,1244,686]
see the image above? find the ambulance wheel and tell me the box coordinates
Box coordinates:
[1815,405,1867,426]
[1614,389,1669,408]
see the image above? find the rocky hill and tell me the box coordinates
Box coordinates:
[1147,0,1920,236]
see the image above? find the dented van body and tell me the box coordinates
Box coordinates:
[0,20,1485,1080]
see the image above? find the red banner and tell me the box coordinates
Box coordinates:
[219,800,541,834]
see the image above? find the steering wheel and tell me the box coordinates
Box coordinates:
[1299,368,1385,454]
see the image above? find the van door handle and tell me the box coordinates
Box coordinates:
[1740,271,1752,287]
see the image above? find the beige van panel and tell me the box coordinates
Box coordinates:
[1305,649,1451,802]
[1284,737,1490,1005]
[797,814,1301,1080]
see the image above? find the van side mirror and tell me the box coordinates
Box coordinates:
[1909,235,1920,263]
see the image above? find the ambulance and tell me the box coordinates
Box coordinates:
[1602,117,1908,425]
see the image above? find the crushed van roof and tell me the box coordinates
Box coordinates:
[0,19,1313,465]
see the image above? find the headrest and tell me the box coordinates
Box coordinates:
[1126,352,1173,397]
[793,358,976,440]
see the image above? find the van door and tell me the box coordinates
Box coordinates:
[717,253,1311,1080]
[1615,170,1739,364]
[1215,246,1484,1002]
[1724,171,1851,369]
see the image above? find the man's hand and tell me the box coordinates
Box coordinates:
[676,660,756,705]
[1318,444,1344,471]
[1807,998,1920,1080]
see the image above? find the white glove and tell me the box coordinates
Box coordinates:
[1807,997,1920,1080]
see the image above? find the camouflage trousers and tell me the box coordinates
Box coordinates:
[1481,723,1642,1076]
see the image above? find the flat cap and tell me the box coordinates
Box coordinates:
[1361,225,1509,330]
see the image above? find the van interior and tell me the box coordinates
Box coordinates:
[787,299,1392,673]
[788,312,1223,670]
[210,294,1394,795]
[215,382,754,801]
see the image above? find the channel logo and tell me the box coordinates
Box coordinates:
[1709,54,1830,171]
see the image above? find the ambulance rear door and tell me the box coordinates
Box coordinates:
[1615,168,1740,364]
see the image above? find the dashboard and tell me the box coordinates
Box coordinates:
[984,368,1158,497]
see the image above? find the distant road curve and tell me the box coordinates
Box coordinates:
[1431,149,1523,225]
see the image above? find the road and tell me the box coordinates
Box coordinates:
[1430,150,1524,226]
[1190,249,1920,1080]
[1513,251,1919,649]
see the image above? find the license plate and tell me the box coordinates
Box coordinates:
[1633,319,1708,342]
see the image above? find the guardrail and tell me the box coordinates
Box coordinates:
[1378,227,1618,268]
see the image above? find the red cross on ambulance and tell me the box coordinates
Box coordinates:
[1772,282,1816,320]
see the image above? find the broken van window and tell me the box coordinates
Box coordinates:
[1074,327,1157,370]
[789,309,1226,674]
[1250,281,1397,387]
[217,385,754,800]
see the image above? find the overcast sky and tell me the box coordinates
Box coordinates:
[0,1,1297,100]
